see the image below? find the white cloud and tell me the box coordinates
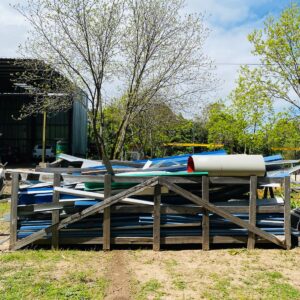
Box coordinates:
[205,22,262,100]
[186,0,251,24]
[0,0,29,57]
[185,0,269,101]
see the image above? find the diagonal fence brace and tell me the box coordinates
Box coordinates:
[159,178,285,248]
[13,176,159,250]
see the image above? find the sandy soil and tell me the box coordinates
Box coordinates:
[105,251,132,300]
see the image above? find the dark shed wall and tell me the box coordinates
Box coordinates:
[34,111,71,150]
[0,58,88,161]
[0,94,73,161]
[0,94,33,158]
[72,92,88,157]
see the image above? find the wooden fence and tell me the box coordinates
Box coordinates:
[9,170,291,251]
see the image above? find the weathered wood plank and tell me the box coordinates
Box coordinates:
[247,176,257,250]
[112,222,201,230]
[62,174,200,184]
[109,160,144,168]
[103,174,111,251]
[17,201,284,216]
[110,204,284,215]
[284,176,291,250]
[13,176,159,250]
[9,173,19,250]
[113,176,201,184]
[62,174,105,183]
[202,176,209,251]
[153,184,161,251]
[33,235,285,246]
[210,176,284,185]
[159,178,285,248]
[51,173,61,250]
[36,167,95,173]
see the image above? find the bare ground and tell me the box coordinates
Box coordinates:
[126,248,300,299]
[105,251,132,300]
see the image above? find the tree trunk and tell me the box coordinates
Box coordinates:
[91,115,114,174]
[111,114,131,159]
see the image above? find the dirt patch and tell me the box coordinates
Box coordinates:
[0,238,9,252]
[126,248,300,299]
[105,251,132,300]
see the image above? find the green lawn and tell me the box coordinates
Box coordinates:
[0,250,110,300]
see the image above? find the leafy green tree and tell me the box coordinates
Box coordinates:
[93,99,210,159]
[268,113,300,158]
[208,67,278,154]
[229,67,275,153]
[248,2,300,111]
[207,102,239,153]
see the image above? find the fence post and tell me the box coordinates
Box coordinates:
[153,184,161,251]
[284,176,291,250]
[9,172,19,250]
[103,174,111,250]
[202,175,209,251]
[247,176,257,250]
[52,173,61,250]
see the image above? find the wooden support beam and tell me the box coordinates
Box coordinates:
[247,176,257,250]
[159,178,285,248]
[110,204,284,215]
[103,174,111,251]
[36,167,95,173]
[202,176,209,251]
[13,176,159,250]
[51,173,61,250]
[9,173,19,250]
[284,176,291,250]
[153,184,161,251]
[62,174,200,184]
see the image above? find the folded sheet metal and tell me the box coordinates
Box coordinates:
[264,154,283,162]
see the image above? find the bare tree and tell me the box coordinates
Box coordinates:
[16,0,124,172]
[15,0,214,166]
[110,0,214,158]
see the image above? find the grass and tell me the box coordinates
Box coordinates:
[0,201,10,233]
[0,202,9,218]
[201,270,300,300]
[1,249,300,299]
[135,279,165,300]
[291,184,300,208]
[0,250,109,300]
[164,259,187,292]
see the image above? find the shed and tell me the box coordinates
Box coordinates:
[0,58,88,162]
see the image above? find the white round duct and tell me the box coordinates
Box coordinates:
[187,154,266,177]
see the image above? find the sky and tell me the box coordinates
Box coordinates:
[0,0,296,102]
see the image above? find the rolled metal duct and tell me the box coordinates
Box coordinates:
[187,154,266,176]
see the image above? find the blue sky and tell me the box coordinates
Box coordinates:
[0,0,297,102]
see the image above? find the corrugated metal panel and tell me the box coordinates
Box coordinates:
[72,92,88,157]
[0,94,33,158]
